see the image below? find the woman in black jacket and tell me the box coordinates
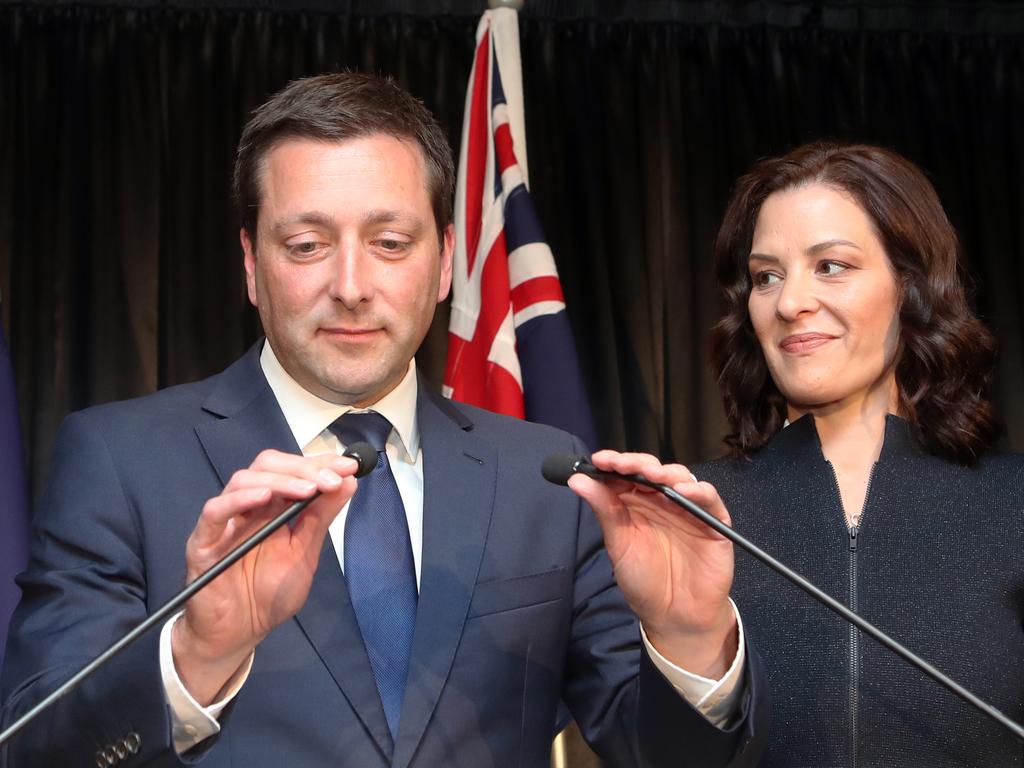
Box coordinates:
[574,143,1024,766]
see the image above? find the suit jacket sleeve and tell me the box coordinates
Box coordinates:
[0,410,192,768]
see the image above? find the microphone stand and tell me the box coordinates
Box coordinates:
[548,456,1024,742]
[0,442,376,748]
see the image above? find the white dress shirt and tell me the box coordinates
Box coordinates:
[160,342,745,753]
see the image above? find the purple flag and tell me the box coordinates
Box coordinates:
[0,320,29,666]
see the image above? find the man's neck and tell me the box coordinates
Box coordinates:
[259,340,419,457]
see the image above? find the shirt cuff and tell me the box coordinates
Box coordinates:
[159,612,254,754]
[640,597,746,728]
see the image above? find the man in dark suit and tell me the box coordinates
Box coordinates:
[1,73,764,767]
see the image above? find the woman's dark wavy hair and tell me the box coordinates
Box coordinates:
[710,142,998,465]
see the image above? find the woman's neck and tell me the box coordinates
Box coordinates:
[787,374,899,459]
[787,375,900,526]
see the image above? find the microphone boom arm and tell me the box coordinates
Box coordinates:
[554,456,1024,742]
[0,442,377,749]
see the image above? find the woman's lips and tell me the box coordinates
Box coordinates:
[779,332,835,353]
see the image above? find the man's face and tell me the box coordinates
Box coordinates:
[242,135,454,406]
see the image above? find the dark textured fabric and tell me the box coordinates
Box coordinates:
[330,411,416,740]
[696,415,1024,767]
[8,4,1024,503]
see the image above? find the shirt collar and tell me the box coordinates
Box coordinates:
[259,340,419,460]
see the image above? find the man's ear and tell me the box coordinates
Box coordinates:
[241,228,258,307]
[437,223,455,303]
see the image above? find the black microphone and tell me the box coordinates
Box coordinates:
[542,453,645,486]
[0,441,377,748]
[543,452,1024,742]
[344,441,379,479]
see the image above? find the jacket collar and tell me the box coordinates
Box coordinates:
[758,413,925,466]
[195,341,299,485]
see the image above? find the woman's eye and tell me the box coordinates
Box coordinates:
[818,260,847,276]
[751,270,780,287]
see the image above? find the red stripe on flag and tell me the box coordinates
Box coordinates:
[493,122,517,176]
[445,336,525,418]
[443,232,525,417]
[510,276,565,313]
[483,363,525,418]
[464,32,491,276]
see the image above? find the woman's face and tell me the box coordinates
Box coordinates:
[747,183,901,418]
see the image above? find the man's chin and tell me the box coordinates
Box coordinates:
[313,370,404,407]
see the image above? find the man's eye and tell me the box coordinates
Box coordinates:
[287,241,322,257]
[374,238,411,255]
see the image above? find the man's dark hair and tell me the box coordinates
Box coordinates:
[233,71,455,244]
[709,142,999,465]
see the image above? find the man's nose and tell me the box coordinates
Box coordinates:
[329,240,375,309]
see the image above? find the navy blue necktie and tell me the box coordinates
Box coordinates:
[329,411,416,739]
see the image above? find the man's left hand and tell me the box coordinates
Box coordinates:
[567,450,737,679]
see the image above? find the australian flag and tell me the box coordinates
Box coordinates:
[0,316,29,667]
[444,7,597,450]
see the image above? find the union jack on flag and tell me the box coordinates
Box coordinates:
[444,8,597,449]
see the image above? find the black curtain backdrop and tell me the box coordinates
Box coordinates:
[4,0,1024,504]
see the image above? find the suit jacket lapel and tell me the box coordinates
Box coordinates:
[194,343,299,485]
[392,385,497,768]
[193,343,394,760]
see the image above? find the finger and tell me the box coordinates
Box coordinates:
[221,469,320,498]
[633,462,700,488]
[589,451,695,487]
[191,447,360,552]
[190,486,276,550]
[223,452,358,492]
[289,475,359,562]
[589,450,664,475]
[585,452,700,501]
[567,472,622,516]
[192,464,347,549]
[212,454,358,526]
[663,480,733,537]
[566,473,634,549]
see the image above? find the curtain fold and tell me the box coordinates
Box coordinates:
[3,2,1024,500]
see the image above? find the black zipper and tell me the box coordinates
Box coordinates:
[827,461,877,768]
[848,522,859,768]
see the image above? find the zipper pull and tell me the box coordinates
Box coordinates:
[849,525,859,552]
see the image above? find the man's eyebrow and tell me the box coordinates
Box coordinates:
[362,209,429,231]
[268,211,336,233]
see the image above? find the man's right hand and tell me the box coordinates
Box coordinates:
[171,450,359,705]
